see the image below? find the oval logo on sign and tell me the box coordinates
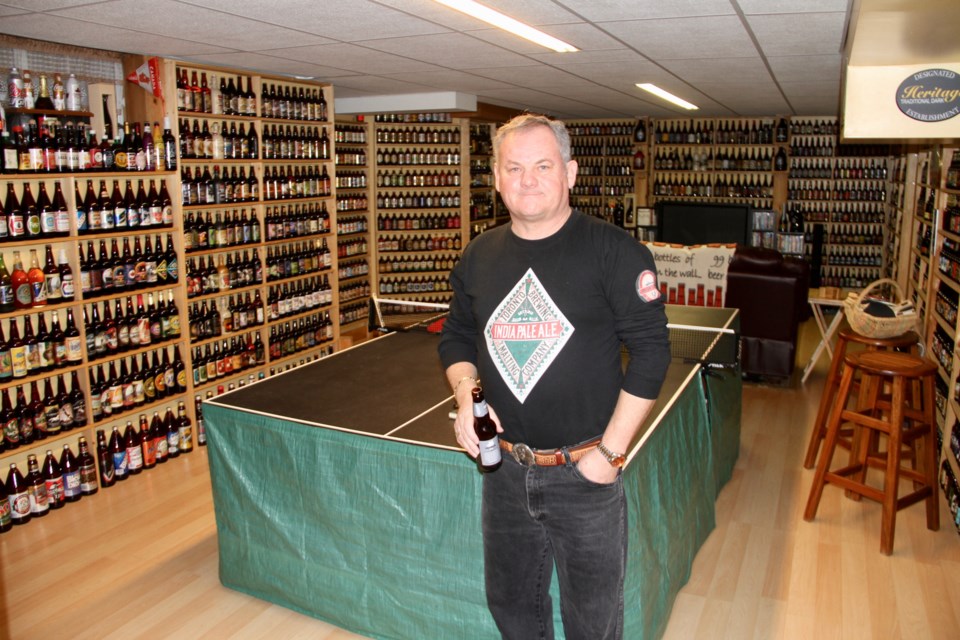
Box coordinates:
[896,68,960,122]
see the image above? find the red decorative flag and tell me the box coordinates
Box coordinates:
[126,57,163,101]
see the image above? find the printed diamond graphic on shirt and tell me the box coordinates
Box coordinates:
[485,268,575,403]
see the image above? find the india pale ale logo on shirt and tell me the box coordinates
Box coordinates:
[485,268,574,403]
[896,68,960,122]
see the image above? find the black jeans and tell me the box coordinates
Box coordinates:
[482,452,626,640]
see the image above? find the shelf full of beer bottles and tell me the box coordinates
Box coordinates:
[371,116,468,302]
[171,61,338,359]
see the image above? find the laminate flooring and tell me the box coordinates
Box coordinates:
[0,314,958,639]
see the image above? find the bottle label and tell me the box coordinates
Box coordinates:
[9,492,30,519]
[478,436,501,466]
[44,273,61,299]
[112,450,128,476]
[63,470,81,498]
[73,398,86,425]
[61,273,74,299]
[41,211,56,233]
[0,284,13,307]
[3,418,19,444]
[58,402,74,428]
[30,279,46,304]
[0,349,11,378]
[66,335,83,361]
[0,496,11,526]
[10,345,27,377]
[127,446,143,470]
[47,476,66,502]
[28,483,49,513]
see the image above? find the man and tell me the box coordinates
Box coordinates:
[438,113,670,639]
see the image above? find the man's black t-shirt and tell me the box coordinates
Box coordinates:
[439,211,670,450]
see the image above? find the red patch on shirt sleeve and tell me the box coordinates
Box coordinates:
[636,270,660,302]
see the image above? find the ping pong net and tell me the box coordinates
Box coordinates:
[370,297,739,370]
[668,322,740,370]
[369,297,450,334]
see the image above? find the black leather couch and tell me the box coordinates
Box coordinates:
[725,246,810,380]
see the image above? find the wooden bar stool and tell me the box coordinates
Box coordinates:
[803,350,940,555]
[802,324,919,469]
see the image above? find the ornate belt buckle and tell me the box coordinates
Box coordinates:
[512,443,536,466]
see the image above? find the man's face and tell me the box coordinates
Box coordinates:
[494,125,578,226]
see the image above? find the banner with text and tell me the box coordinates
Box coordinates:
[642,242,735,307]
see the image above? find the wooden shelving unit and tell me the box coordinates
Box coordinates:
[371,116,468,303]
[334,118,372,335]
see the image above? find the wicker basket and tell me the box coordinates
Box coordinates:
[842,278,918,339]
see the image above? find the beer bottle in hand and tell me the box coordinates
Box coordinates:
[472,387,501,472]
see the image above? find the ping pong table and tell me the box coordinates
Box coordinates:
[204,305,741,640]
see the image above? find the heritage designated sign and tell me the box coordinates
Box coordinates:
[896,68,960,122]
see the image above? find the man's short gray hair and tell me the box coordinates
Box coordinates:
[493,113,572,165]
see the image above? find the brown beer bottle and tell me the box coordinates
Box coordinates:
[139,414,155,469]
[59,443,80,502]
[42,449,65,509]
[176,400,192,453]
[6,463,31,525]
[77,436,99,496]
[25,453,49,517]
[95,428,115,488]
[471,387,501,472]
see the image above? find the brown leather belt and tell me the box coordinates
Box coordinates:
[499,437,600,467]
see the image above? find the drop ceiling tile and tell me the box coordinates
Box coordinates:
[1,0,91,9]
[261,43,445,75]
[714,95,793,116]
[747,12,847,57]
[359,33,536,70]
[329,75,437,94]
[467,65,593,89]
[180,52,350,78]
[789,95,841,116]
[661,57,773,84]
[559,0,735,22]
[375,0,583,29]
[463,21,624,55]
[780,81,841,99]
[768,54,843,83]
[603,16,759,60]
[181,0,452,41]
[694,82,784,102]
[0,13,230,56]
[382,70,514,93]
[548,59,665,83]
[529,48,649,65]
[52,0,333,50]
[737,0,850,15]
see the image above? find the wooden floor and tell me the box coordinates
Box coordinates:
[1,316,958,639]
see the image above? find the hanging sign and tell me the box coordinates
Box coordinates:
[896,68,960,122]
[126,57,164,101]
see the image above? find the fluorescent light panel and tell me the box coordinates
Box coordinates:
[433,0,578,53]
[636,83,699,110]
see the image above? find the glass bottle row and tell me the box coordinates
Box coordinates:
[267,313,334,361]
[376,191,462,210]
[183,208,261,252]
[375,127,460,145]
[83,290,180,361]
[0,371,86,451]
[376,169,460,188]
[377,212,461,231]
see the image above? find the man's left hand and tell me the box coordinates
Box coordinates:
[576,449,619,484]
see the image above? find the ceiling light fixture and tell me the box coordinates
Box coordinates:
[636,83,699,110]
[433,0,578,53]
